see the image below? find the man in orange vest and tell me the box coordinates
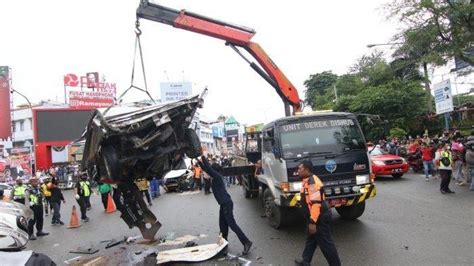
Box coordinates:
[295,160,341,266]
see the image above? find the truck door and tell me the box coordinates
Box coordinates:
[262,127,288,184]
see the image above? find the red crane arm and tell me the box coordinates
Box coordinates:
[137,1,302,115]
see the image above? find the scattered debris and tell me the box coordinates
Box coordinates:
[135,251,143,255]
[69,246,99,255]
[63,256,82,265]
[53,243,59,247]
[257,256,263,260]
[158,235,199,246]
[157,236,228,264]
[126,235,142,244]
[225,253,252,266]
[105,237,127,249]
[185,241,198,247]
[70,256,107,266]
[404,246,409,250]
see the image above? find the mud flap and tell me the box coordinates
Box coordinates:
[113,184,162,240]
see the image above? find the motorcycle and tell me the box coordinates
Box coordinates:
[406,148,423,173]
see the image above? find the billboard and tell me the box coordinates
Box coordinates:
[0,66,12,140]
[34,109,92,143]
[0,146,32,181]
[433,79,454,115]
[68,90,115,109]
[64,72,117,92]
[160,82,192,102]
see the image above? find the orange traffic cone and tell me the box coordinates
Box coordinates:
[68,205,81,229]
[106,193,116,213]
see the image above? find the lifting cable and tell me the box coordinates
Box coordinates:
[116,19,156,105]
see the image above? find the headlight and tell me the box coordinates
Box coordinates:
[356,174,370,185]
[289,182,302,192]
[373,160,385,166]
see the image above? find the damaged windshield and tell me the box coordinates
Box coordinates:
[279,118,366,159]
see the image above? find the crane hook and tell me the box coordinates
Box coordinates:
[135,19,142,36]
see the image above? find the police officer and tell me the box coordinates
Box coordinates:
[12,178,27,204]
[295,160,341,266]
[75,173,91,222]
[28,177,49,240]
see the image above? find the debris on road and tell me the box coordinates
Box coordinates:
[156,236,228,264]
[69,246,99,255]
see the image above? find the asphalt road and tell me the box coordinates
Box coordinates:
[28,172,473,265]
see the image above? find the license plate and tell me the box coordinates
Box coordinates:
[329,198,347,206]
[392,168,402,173]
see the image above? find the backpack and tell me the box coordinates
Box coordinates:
[440,153,451,167]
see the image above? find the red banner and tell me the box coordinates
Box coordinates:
[0,76,12,140]
[68,90,115,109]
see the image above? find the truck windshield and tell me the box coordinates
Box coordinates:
[279,118,365,159]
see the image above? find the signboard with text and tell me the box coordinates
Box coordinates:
[433,80,454,115]
[68,90,115,109]
[160,82,192,102]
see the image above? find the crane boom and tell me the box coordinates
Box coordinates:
[136,0,302,116]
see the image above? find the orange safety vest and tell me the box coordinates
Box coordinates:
[193,166,202,179]
[301,175,325,223]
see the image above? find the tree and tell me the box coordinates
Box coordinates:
[304,71,338,109]
[387,0,474,66]
[350,51,394,86]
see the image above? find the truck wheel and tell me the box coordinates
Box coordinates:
[336,201,365,220]
[101,145,122,182]
[184,128,201,158]
[392,173,403,179]
[263,189,286,229]
[243,186,251,198]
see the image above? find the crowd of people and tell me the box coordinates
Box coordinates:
[371,129,474,193]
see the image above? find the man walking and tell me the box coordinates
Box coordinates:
[295,160,341,266]
[76,174,91,222]
[49,177,65,225]
[198,156,252,255]
[435,143,455,194]
[12,178,27,204]
[135,178,152,206]
[27,177,49,240]
[421,142,435,181]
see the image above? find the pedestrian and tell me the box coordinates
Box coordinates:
[40,176,52,216]
[295,160,341,266]
[451,138,466,186]
[135,178,152,206]
[49,177,65,225]
[12,178,27,204]
[198,156,252,255]
[155,177,165,197]
[97,182,112,211]
[192,161,203,191]
[421,142,435,181]
[435,143,455,194]
[27,177,49,240]
[75,174,91,222]
[465,135,474,191]
[83,175,93,210]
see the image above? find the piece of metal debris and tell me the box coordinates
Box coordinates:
[157,236,228,264]
[69,247,99,255]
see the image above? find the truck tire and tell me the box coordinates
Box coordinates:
[335,201,365,220]
[101,145,122,182]
[184,128,201,158]
[263,189,286,229]
[243,186,251,198]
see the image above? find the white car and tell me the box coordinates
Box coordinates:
[0,183,12,198]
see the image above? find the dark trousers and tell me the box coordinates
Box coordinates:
[302,212,341,266]
[219,202,250,246]
[204,178,211,194]
[84,196,91,209]
[76,197,88,219]
[101,192,109,210]
[141,189,152,204]
[194,178,202,190]
[50,201,61,223]
[14,198,25,205]
[44,197,52,214]
[28,204,44,235]
[439,169,452,192]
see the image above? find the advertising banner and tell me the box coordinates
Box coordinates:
[0,66,12,140]
[68,90,115,109]
[433,80,454,115]
[0,146,32,182]
[160,82,192,102]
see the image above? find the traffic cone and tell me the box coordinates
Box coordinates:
[106,193,116,213]
[68,205,81,229]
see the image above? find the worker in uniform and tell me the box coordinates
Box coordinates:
[295,160,341,266]
[41,176,52,216]
[198,156,253,255]
[27,177,49,240]
[84,175,92,210]
[75,174,91,222]
[12,178,27,204]
[135,178,152,206]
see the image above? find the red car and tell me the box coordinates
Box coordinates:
[369,147,409,178]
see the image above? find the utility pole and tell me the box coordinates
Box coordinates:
[422,62,433,113]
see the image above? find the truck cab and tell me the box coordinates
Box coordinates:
[254,112,376,228]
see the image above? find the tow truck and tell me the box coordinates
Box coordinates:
[88,1,376,239]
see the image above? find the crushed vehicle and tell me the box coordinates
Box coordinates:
[81,93,205,240]
[0,201,32,251]
[163,157,194,192]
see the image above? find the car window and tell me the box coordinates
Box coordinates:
[369,148,384,155]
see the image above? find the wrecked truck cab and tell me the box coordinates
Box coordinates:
[0,201,32,251]
[81,93,204,240]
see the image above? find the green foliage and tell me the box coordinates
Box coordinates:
[304,71,338,109]
[387,0,474,66]
[389,127,408,139]
[453,94,474,106]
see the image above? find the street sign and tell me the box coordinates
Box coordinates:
[433,79,454,115]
